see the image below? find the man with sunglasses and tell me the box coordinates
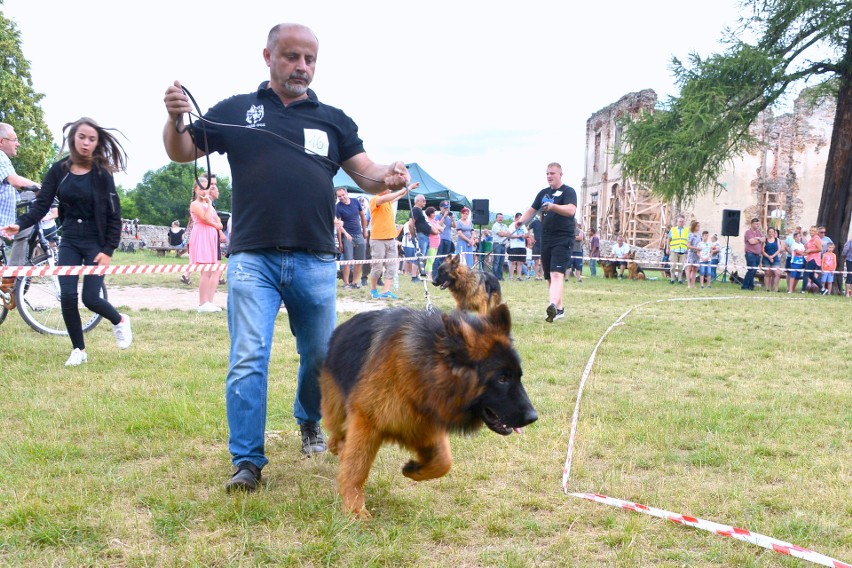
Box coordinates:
[0,123,41,265]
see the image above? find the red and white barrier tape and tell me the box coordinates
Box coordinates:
[8,252,841,278]
[562,296,849,567]
[569,492,850,568]
[1,263,222,278]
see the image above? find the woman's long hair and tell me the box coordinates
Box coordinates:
[60,117,128,173]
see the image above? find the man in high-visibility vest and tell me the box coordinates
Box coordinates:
[668,215,689,284]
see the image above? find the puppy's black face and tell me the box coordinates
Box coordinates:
[473,345,538,435]
[432,260,457,290]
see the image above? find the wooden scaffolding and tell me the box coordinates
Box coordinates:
[596,179,668,248]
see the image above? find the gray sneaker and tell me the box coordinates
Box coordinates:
[300,422,327,456]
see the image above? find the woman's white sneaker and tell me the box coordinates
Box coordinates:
[65,348,88,366]
[197,302,222,313]
[113,314,133,349]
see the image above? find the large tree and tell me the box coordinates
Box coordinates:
[132,162,231,226]
[0,6,52,178]
[618,0,852,249]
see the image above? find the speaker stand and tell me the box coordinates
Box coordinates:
[722,235,731,283]
[475,225,484,270]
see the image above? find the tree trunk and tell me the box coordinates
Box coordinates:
[817,26,852,261]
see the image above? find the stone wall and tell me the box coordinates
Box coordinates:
[119,223,174,249]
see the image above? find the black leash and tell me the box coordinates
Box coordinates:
[174,85,385,186]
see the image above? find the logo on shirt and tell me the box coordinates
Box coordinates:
[245,105,265,128]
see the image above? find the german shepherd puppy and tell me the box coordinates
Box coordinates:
[319,303,537,518]
[626,251,646,280]
[432,254,502,314]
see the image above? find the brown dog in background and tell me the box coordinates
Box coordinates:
[601,260,618,279]
[626,251,646,280]
[319,304,538,519]
[432,253,502,314]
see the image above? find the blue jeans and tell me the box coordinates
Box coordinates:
[225,249,337,469]
[742,252,760,290]
[710,258,719,281]
[492,243,507,280]
[415,233,430,274]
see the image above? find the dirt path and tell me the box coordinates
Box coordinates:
[107,285,382,313]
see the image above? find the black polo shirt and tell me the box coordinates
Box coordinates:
[531,184,577,244]
[190,84,365,254]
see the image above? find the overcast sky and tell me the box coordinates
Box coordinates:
[4,0,742,214]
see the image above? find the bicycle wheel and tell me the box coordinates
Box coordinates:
[15,254,106,336]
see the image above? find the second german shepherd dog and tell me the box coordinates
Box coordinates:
[626,251,646,280]
[432,253,502,314]
[319,303,538,518]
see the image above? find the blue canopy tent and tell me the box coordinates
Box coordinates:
[332,162,471,212]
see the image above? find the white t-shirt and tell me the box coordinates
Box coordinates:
[612,242,630,259]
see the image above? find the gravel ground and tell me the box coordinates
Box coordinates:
[107,285,382,313]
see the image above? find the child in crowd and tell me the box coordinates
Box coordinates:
[820,242,837,295]
[787,231,805,294]
[709,233,721,282]
[698,231,713,288]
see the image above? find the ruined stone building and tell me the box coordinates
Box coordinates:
[580,89,841,260]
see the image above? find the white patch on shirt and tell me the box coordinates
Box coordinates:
[553,190,563,197]
[304,129,329,157]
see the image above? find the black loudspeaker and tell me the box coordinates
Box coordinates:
[472,199,490,225]
[721,209,741,237]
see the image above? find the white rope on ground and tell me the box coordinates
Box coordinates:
[560,295,850,567]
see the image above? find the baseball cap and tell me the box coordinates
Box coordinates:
[440,200,450,208]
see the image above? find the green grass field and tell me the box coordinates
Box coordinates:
[0,254,849,567]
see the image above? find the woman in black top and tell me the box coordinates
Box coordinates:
[168,220,185,247]
[2,117,133,366]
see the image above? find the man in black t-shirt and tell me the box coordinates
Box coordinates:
[515,162,577,322]
[407,193,432,278]
[163,23,410,493]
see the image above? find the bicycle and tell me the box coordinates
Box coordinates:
[1,193,107,335]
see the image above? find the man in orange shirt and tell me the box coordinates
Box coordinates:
[368,183,417,299]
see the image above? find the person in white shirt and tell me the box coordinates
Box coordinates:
[611,234,631,279]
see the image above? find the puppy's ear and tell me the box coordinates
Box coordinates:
[485,303,512,334]
[441,311,479,361]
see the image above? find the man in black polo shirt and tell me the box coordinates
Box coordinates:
[163,23,410,493]
[516,162,577,322]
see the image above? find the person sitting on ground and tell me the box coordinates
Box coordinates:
[611,234,630,278]
[168,220,185,247]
